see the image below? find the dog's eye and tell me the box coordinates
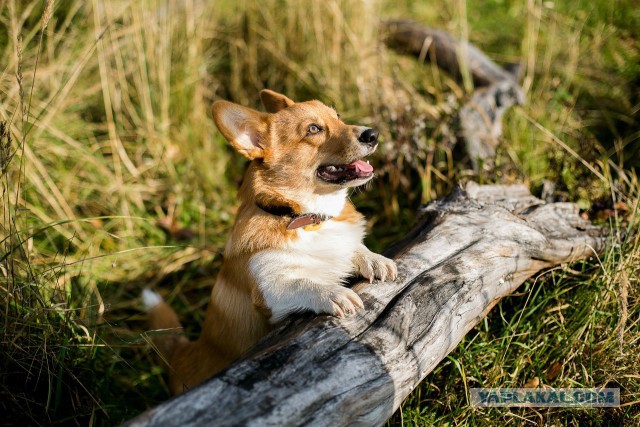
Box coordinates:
[307,124,322,135]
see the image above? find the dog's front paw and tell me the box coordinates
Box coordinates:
[353,249,398,283]
[314,285,364,318]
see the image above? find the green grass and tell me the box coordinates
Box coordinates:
[1,0,639,425]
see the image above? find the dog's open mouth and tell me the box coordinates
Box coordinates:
[317,160,374,184]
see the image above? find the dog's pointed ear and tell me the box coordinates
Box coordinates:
[260,89,295,113]
[212,101,268,160]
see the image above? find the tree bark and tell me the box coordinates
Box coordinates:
[127,182,607,427]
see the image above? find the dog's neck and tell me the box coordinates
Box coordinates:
[246,163,347,218]
[254,187,346,218]
[279,188,347,217]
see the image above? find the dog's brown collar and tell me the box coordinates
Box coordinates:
[256,202,332,230]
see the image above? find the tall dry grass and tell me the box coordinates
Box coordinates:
[1,0,638,425]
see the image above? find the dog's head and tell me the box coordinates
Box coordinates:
[212,90,378,194]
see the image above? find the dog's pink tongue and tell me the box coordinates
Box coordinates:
[350,160,373,173]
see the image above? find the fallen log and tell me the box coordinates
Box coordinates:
[382,20,525,171]
[128,182,607,427]
[381,20,517,87]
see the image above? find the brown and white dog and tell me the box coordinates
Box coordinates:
[143,90,397,395]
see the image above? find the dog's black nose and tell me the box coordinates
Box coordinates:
[358,128,378,145]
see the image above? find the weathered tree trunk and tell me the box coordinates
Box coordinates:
[382,20,525,171]
[381,20,518,86]
[127,182,607,427]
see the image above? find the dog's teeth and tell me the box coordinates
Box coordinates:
[326,166,337,172]
[366,160,370,164]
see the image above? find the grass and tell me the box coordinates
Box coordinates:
[1,0,638,425]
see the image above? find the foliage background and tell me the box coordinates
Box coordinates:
[1,0,638,425]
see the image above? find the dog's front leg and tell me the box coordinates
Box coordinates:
[257,278,364,324]
[352,244,398,283]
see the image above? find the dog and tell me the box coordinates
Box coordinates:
[143,89,397,395]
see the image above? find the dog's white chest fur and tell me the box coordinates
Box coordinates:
[249,214,365,322]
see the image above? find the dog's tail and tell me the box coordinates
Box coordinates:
[142,289,189,364]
